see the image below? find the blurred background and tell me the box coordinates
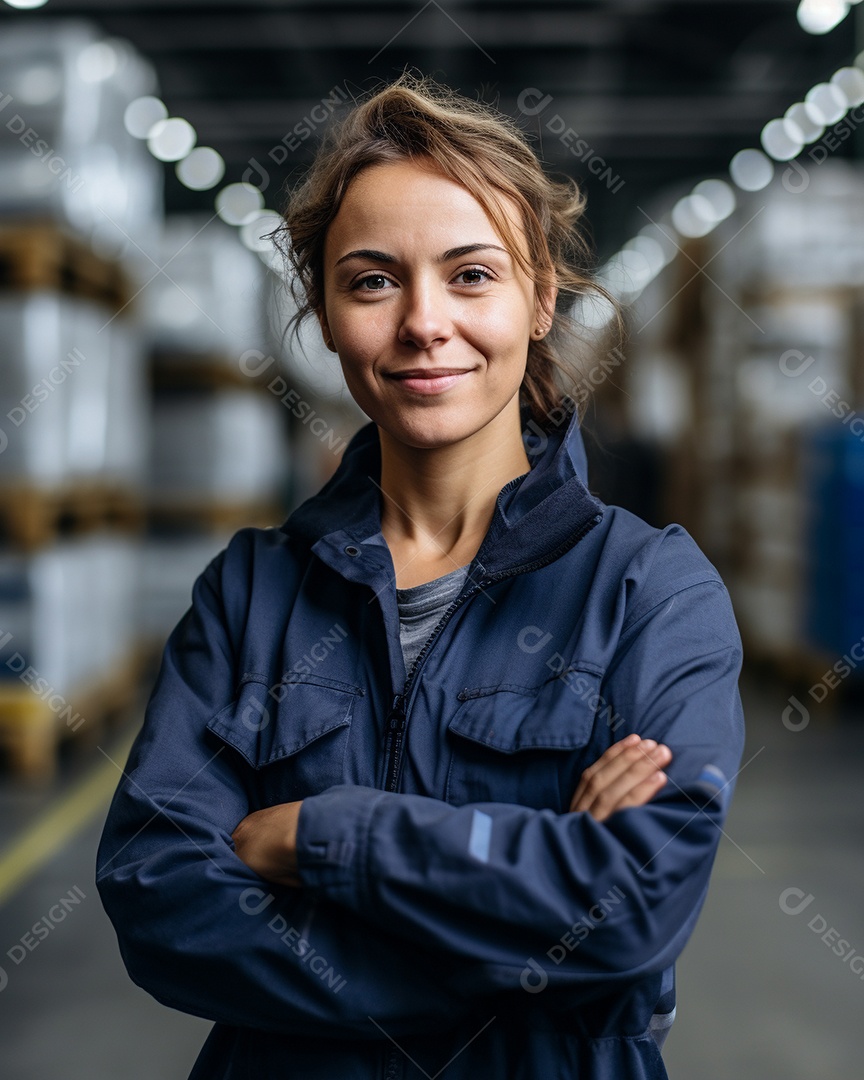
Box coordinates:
[0,1,862,1077]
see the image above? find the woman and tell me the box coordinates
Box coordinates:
[96,73,745,1079]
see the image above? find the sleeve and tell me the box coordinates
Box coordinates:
[293,572,746,1001]
[94,541,483,1040]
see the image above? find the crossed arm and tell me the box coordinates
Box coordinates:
[96,538,744,1037]
[231,733,675,888]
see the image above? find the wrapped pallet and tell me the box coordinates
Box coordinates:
[140,213,272,360]
[0,290,72,488]
[628,161,864,668]
[0,290,148,493]
[0,18,163,261]
[150,387,290,504]
[0,532,142,777]
[139,529,235,648]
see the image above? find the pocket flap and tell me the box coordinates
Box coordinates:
[206,672,362,768]
[448,670,600,753]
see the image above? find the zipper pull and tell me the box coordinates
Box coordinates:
[386,694,407,735]
[383,694,407,791]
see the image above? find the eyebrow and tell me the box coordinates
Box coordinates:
[333,243,511,268]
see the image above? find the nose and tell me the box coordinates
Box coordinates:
[397,278,454,350]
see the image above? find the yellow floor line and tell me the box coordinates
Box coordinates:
[0,730,137,909]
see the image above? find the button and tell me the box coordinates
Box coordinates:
[344,544,360,556]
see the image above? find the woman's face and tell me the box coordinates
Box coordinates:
[317,157,554,449]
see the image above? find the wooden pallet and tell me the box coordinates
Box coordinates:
[0,645,153,782]
[0,219,133,313]
[150,350,276,392]
[0,485,146,550]
[148,499,285,532]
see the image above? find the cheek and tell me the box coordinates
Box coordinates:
[464,321,531,374]
[329,304,391,360]
[464,295,533,346]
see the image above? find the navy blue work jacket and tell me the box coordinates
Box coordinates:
[96,399,746,1079]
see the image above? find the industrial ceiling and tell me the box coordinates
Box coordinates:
[1,0,858,257]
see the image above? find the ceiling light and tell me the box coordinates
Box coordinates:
[692,179,737,222]
[176,147,225,191]
[215,182,265,226]
[805,82,848,124]
[784,102,824,143]
[760,118,805,161]
[147,117,197,162]
[240,210,284,252]
[124,96,168,139]
[671,194,716,237]
[796,0,850,35]
[77,42,118,83]
[729,148,775,191]
[637,223,679,265]
[831,66,864,106]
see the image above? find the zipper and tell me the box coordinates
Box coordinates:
[379,506,601,1080]
[384,1044,403,1080]
[380,509,603,795]
[383,693,407,792]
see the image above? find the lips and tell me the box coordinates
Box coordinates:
[387,369,473,395]
[388,369,472,378]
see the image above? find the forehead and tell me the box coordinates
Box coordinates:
[326,158,527,251]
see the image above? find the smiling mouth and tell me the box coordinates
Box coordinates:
[386,370,474,394]
[387,369,473,378]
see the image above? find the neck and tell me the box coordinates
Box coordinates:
[377,395,531,561]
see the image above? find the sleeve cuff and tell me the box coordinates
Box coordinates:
[294,785,386,907]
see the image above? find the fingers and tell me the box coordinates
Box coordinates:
[569,737,672,819]
[569,734,656,810]
[568,733,640,809]
[601,769,669,820]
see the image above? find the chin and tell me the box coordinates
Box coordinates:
[376,404,484,450]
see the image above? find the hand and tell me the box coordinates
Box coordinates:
[568,734,672,822]
[231,801,304,888]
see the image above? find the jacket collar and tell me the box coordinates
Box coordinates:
[280,399,604,579]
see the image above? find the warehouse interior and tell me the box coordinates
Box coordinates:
[0,1,863,1077]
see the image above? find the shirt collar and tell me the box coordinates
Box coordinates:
[280,399,603,577]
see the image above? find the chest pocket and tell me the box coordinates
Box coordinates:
[445,667,602,812]
[206,672,363,807]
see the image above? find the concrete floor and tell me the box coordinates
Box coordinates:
[0,667,861,1079]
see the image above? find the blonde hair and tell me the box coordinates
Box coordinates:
[267,70,623,432]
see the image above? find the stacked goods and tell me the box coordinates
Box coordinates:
[802,425,864,663]
[618,200,713,556]
[0,21,162,779]
[0,292,149,503]
[0,284,149,778]
[0,534,140,702]
[628,161,864,675]
[719,292,852,659]
[0,19,162,263]
[139,215,294,652]
[0,292,71,492]
[143,213,293,521]
[709,163,864,666]
[140,531,235,647]
[141,214,273,364]
[0,533,143,779]
[149,388,290,509]
[264,258,366,506]
[0,244,150,781]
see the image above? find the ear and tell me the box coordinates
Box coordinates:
[315,306,337,353]
[533,282,558,338]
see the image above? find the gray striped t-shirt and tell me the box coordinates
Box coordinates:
[395,563,471,677]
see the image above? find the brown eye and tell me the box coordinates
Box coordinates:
[356,274,390,291]
[455,268,492,285]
